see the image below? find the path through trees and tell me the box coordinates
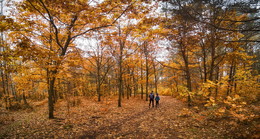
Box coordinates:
[1,96,257,138]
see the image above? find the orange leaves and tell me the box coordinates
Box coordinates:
[13,62,46,96]
[204,97,217,107]
[178,108,193,117]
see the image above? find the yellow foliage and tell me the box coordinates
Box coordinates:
[218,107,226,113]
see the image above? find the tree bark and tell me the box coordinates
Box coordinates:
[118,26,123,107]
[97,63,101,102]
[202,44,207,82]
[144,42,149,101]
[140,59,144,99]
[215,66,219,100]
[180,44,192,106]
[47,69,57,119]
[153,60,158,94]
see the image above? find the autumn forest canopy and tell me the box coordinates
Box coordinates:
[0,0,259,138]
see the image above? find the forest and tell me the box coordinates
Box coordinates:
[0,0,259,138]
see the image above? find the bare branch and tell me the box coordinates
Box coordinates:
[72,1,137,39]
[38,0,63,50]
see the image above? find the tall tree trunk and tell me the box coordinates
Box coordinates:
[215,66,219,100]
[233,65,237,93]
[96,43,102,102]
[128,68,132,98]
[181,46,192,106]
[132,69,137,97]
[0,26,6,99]
[5,73,9,96]
[208,16,218,97]
[209,45,215,81]
[124,76,130,99]
[118,30,123,107]
[118,64,122,107]
[141,59,144,99]
[153,61,158,94]
[144,42,149,101]
[47,22,55,118]
[1,70,6,97]
[202,45,207,82]
[97,65,101,102]
[47,70,56,119]
[227,61,234,96]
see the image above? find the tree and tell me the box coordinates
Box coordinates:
[160,7,199,105]
[104,22,136,107]
[84,34,114,101]
[13,0,137,118]
[0,15,20,109]
[99,0,153,106]
[159,0,258,105]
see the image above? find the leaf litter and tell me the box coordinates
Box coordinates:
[0,96,258,138]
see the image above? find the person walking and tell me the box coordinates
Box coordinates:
[155,93,160,108]
[149,91,155,108]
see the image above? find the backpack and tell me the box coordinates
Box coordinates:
[155,96,160,101]
[149,93,154,99]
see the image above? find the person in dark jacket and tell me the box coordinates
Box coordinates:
[149,91,155,108]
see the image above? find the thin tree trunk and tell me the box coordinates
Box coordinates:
[118,66,122,107]
[132,69,137,97]
[5,73,9,96]
[97,66,101,102]
[233,65,237,93]
[118,27,123,107]
[227,61,234,96]
[153,61,158,94]
[124,76,130,99]
[215,66,219,100]
[141,59,144,99]
[97,42,102,102]
[1,70,6,97]
[202,44,207,82]
[145,43,149,101]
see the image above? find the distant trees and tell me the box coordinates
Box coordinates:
[0,0,162,117]
[10,0,143,118]
[0,0,258,119]
[159,0,259,105]
[84,34,114,102]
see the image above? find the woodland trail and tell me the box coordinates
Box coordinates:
[1,96,256,138]
[0,96,190,139]
[79,96,185,138]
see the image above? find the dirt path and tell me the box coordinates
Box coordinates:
[78,96,186,138]
[2,96,253,138]
[1,96,189,138]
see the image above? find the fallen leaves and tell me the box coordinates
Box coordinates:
[0,96,258,138]
[178,108,193,117]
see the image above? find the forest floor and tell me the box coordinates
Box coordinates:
[0,96,259,139]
